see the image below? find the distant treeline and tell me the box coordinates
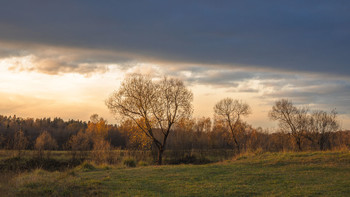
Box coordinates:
[0,114,349,153]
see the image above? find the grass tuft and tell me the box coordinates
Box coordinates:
[79,161,96,171]
[123,157,136,167]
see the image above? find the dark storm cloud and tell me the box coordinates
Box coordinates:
[0,1,349,75]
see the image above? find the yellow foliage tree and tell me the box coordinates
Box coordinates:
[120,119,152,150]
[34,131,58,159]
[86,114,112,164]
[86,114,109,139]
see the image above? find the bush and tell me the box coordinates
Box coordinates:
[123,158,136,167]
[138,161,148,166]
[79,161,96,171]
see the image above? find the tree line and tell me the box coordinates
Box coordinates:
[1,74,349,165]
[0,113,349,161]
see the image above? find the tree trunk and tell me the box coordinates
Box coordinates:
[236,141,240,153]
[231,131,240,153]
[296,137,302,151]
[319,133,330,151]
[157,147,164,165]
[319,134,325,151]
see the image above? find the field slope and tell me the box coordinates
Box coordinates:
[4,151,350,196]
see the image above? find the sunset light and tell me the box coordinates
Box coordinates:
[1,1,350,195]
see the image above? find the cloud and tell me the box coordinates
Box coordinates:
[0,42,136,75]
[0,1,349,76]
[5,55,109,75]
[163,65,350,115]
[34,58,108,75]
[260,77,350,114]
[169,66,296,89]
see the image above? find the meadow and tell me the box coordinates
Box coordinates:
[1,150,350,196]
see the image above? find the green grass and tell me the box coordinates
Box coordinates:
[3,151,350,196]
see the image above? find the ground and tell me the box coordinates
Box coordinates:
[1,151,350,196]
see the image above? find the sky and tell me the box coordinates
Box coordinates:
[0,1,349,130]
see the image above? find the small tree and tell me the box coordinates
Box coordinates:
[34,131,58,159]
[13,130,29,158]
[86,114,112,164]
[106,74,193,165]
[214,98,251,152]
[310,110,340,150]
[67,130,92,160]
[269,99,310,151]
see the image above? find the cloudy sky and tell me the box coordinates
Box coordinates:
[1,1,349,129]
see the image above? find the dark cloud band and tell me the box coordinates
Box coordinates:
[0,1,349,76]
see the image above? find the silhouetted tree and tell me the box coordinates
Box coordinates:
[310,110,340,150]
[269,99,310,151]
[106,74,193,165]
[214,98,251,152]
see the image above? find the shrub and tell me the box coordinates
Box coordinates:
[123,158,136,167]
[138,161,148,166]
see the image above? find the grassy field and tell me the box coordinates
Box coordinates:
[1,151,350,196]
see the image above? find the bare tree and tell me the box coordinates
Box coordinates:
[194,117,212,133]
[214,98,251,152]
[269,99,310,151]
[106,74,193,165]
[310,110,340,150]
